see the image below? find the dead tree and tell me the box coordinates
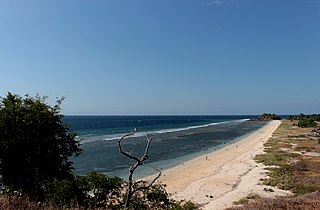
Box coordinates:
[118,129,161,209]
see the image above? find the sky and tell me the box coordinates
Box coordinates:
[0,0,319,115]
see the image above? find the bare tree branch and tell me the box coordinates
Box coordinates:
[117,129,161,209]
[117,129,140,162]
[132,168,161,194]
[141,133,153,162]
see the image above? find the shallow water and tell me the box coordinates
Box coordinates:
[66,116,266,179]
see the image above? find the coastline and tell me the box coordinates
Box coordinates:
[146,120,291,209]
[74,117,266,178]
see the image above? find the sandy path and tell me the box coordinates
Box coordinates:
[151,120,291,209]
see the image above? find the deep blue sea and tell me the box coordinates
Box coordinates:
[64,116,267,179]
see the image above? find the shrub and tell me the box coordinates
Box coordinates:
[254,151,299,166]
[297,119,317,128]
[44,178,78,208]
[263,165,295,190]
[257,113,281,121]
[233,197,249,205]
[292,184,318,195]
[44,172,123,208]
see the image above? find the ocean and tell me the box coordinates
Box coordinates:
[64,115,267,179]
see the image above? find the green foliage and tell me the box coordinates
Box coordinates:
[257,153,317,193]
[44,172,123,208]
[288,113,319,127]
[171,200,199,210]
[44,178,77,208]
[287,115,294,121]
[297,119,317,128]
[292,184,319,195]
[42,172,199,209]
[233,197,249,205]
[124,182,199,209]
[146,184,170,205]
[257,113,281,121]
[179,200,199,210]
[0,93,81,199]
[80,171,123,207]
[127,183,171,209]
[288,113,320,121]
[255,151,299,166]
[246,193,261,200]
[263,166,295,190]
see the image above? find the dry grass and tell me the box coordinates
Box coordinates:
[0,195,52,210]
[229,191,320,210]
[229,120,320,209]
[0,195,91,210]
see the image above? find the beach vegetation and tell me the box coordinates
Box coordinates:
[289,113,319,127]
[172,200,199,210]
[1,180,199,209]
[255,123,320,193]
[288,113,320,122]
[233,193,261,205]
[297,119,317,128]
[256,113,281,121]
[43,172,123,208]
[228,191,320,210]
[0,93,81,200]
[0,93,199,209]
[254,151,299,166]
[233,197,249,205]
[230,120,320,209]
[246,193,261,200]
[262,166,295,190]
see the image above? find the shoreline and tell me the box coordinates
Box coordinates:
[146,120,291,209]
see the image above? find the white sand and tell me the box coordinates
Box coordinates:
[149,120,291,210]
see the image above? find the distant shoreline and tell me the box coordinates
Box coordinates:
[70,116,266,178]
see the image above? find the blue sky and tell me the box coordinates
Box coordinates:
[0,0,319,115]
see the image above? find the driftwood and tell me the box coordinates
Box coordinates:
[118,129,161,209]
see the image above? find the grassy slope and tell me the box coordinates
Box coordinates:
[229,120,320,210]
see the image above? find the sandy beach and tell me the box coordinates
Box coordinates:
[150,120,291,210]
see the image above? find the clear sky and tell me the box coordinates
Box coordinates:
[0,0,319,115]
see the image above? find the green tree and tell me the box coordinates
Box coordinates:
[0,93,81,199]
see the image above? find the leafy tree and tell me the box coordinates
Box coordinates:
[0,93,81,199]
